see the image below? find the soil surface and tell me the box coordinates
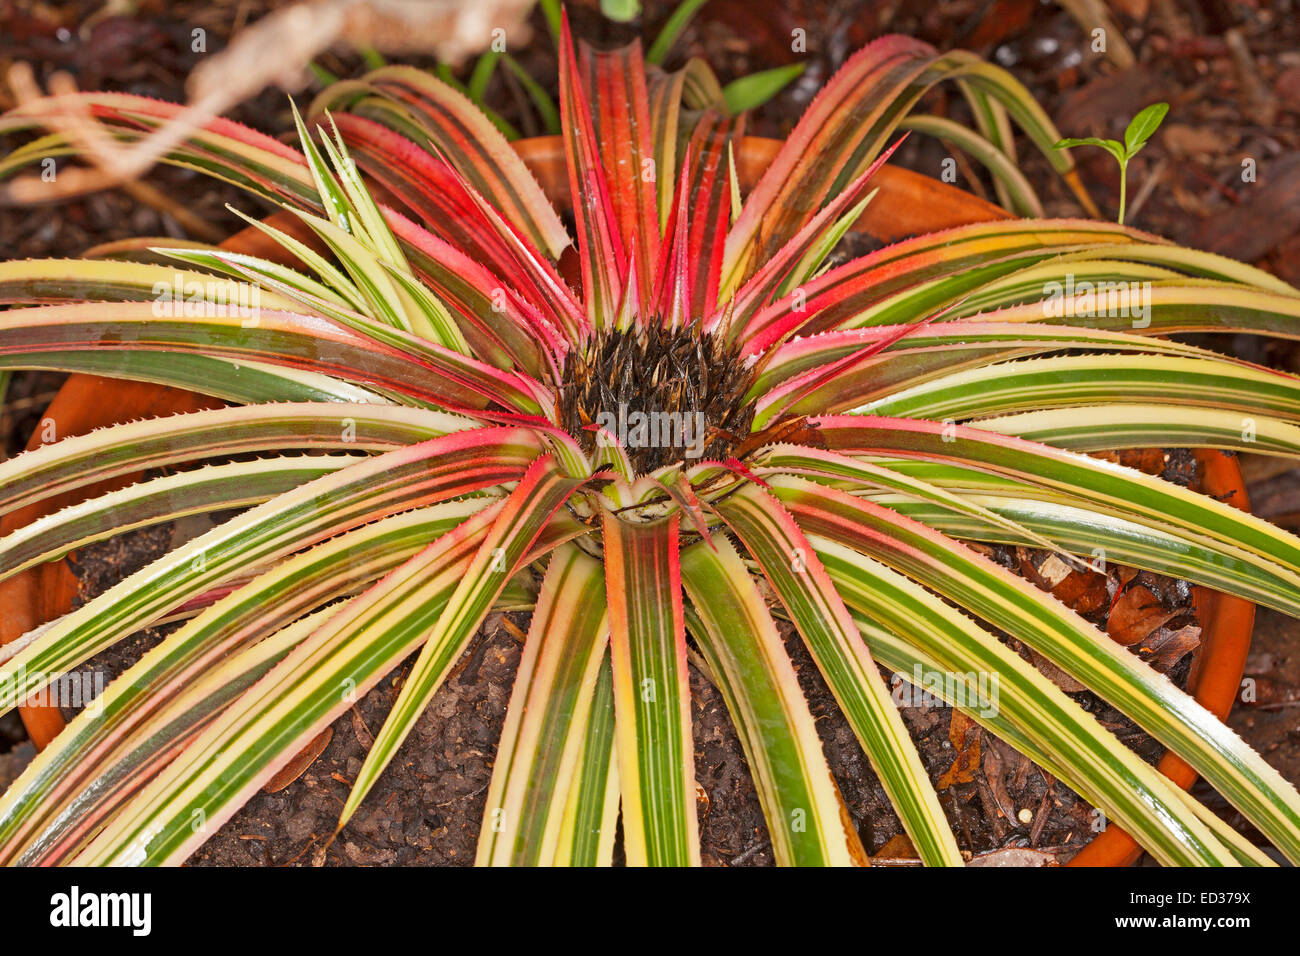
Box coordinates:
[2,0,1299,865]
[13,452,1202,866]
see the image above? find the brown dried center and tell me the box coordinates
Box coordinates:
[558,325,756,474]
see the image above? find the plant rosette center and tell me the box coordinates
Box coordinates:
[558,324,760,522]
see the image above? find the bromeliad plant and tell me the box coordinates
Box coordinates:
[2,22,1300,867]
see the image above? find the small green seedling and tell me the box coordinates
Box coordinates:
[1055,101,1169,225]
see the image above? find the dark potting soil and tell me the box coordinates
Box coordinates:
[3,449,1202,866]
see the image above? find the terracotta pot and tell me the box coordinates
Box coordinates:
[512,135,1012,243]
[1,135,1256,865]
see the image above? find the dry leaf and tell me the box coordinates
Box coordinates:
[1052,567,1110,616]
[872,833,917,860]
[1107,584,1179,646]
[1138,623,1201,672]
[1037,553,1074,588]
[936,711,982,789]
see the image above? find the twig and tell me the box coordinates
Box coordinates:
[1225,27,1278,126]
[3,61,231,205]
[728,838,770,865]
[2,0,535,206]
[122,180,227,242]
[1057,0,1136,70]
[1124,156,1167,223]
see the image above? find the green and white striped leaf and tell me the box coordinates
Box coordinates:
[715,484,962,866]
[553,656,620,866]
[340,456,583,826]
[0,500,493,864]
[752,443,1067,557]
[0,258,299,311]
[5,612,318,865]
[856,354,1300,423]
[602,513,699,866]
[815,417,1300,582]
[680,535,866,866]
[750,326,1248,426]
[0,349,378,405]
[775,475,1300,864]
[0,429,543,714]
[0,456,358,584]
[476,544,609,866]
[0,302,511,412]
[863,490,1300,621]
[852,611,1272,867]
[967,284,1300,340]
[72,500,507,865]
[0,402,472,519]
[808,540,1238,865]
[976,404,1300,459]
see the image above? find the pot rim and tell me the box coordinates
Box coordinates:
[511,133,1014,244]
